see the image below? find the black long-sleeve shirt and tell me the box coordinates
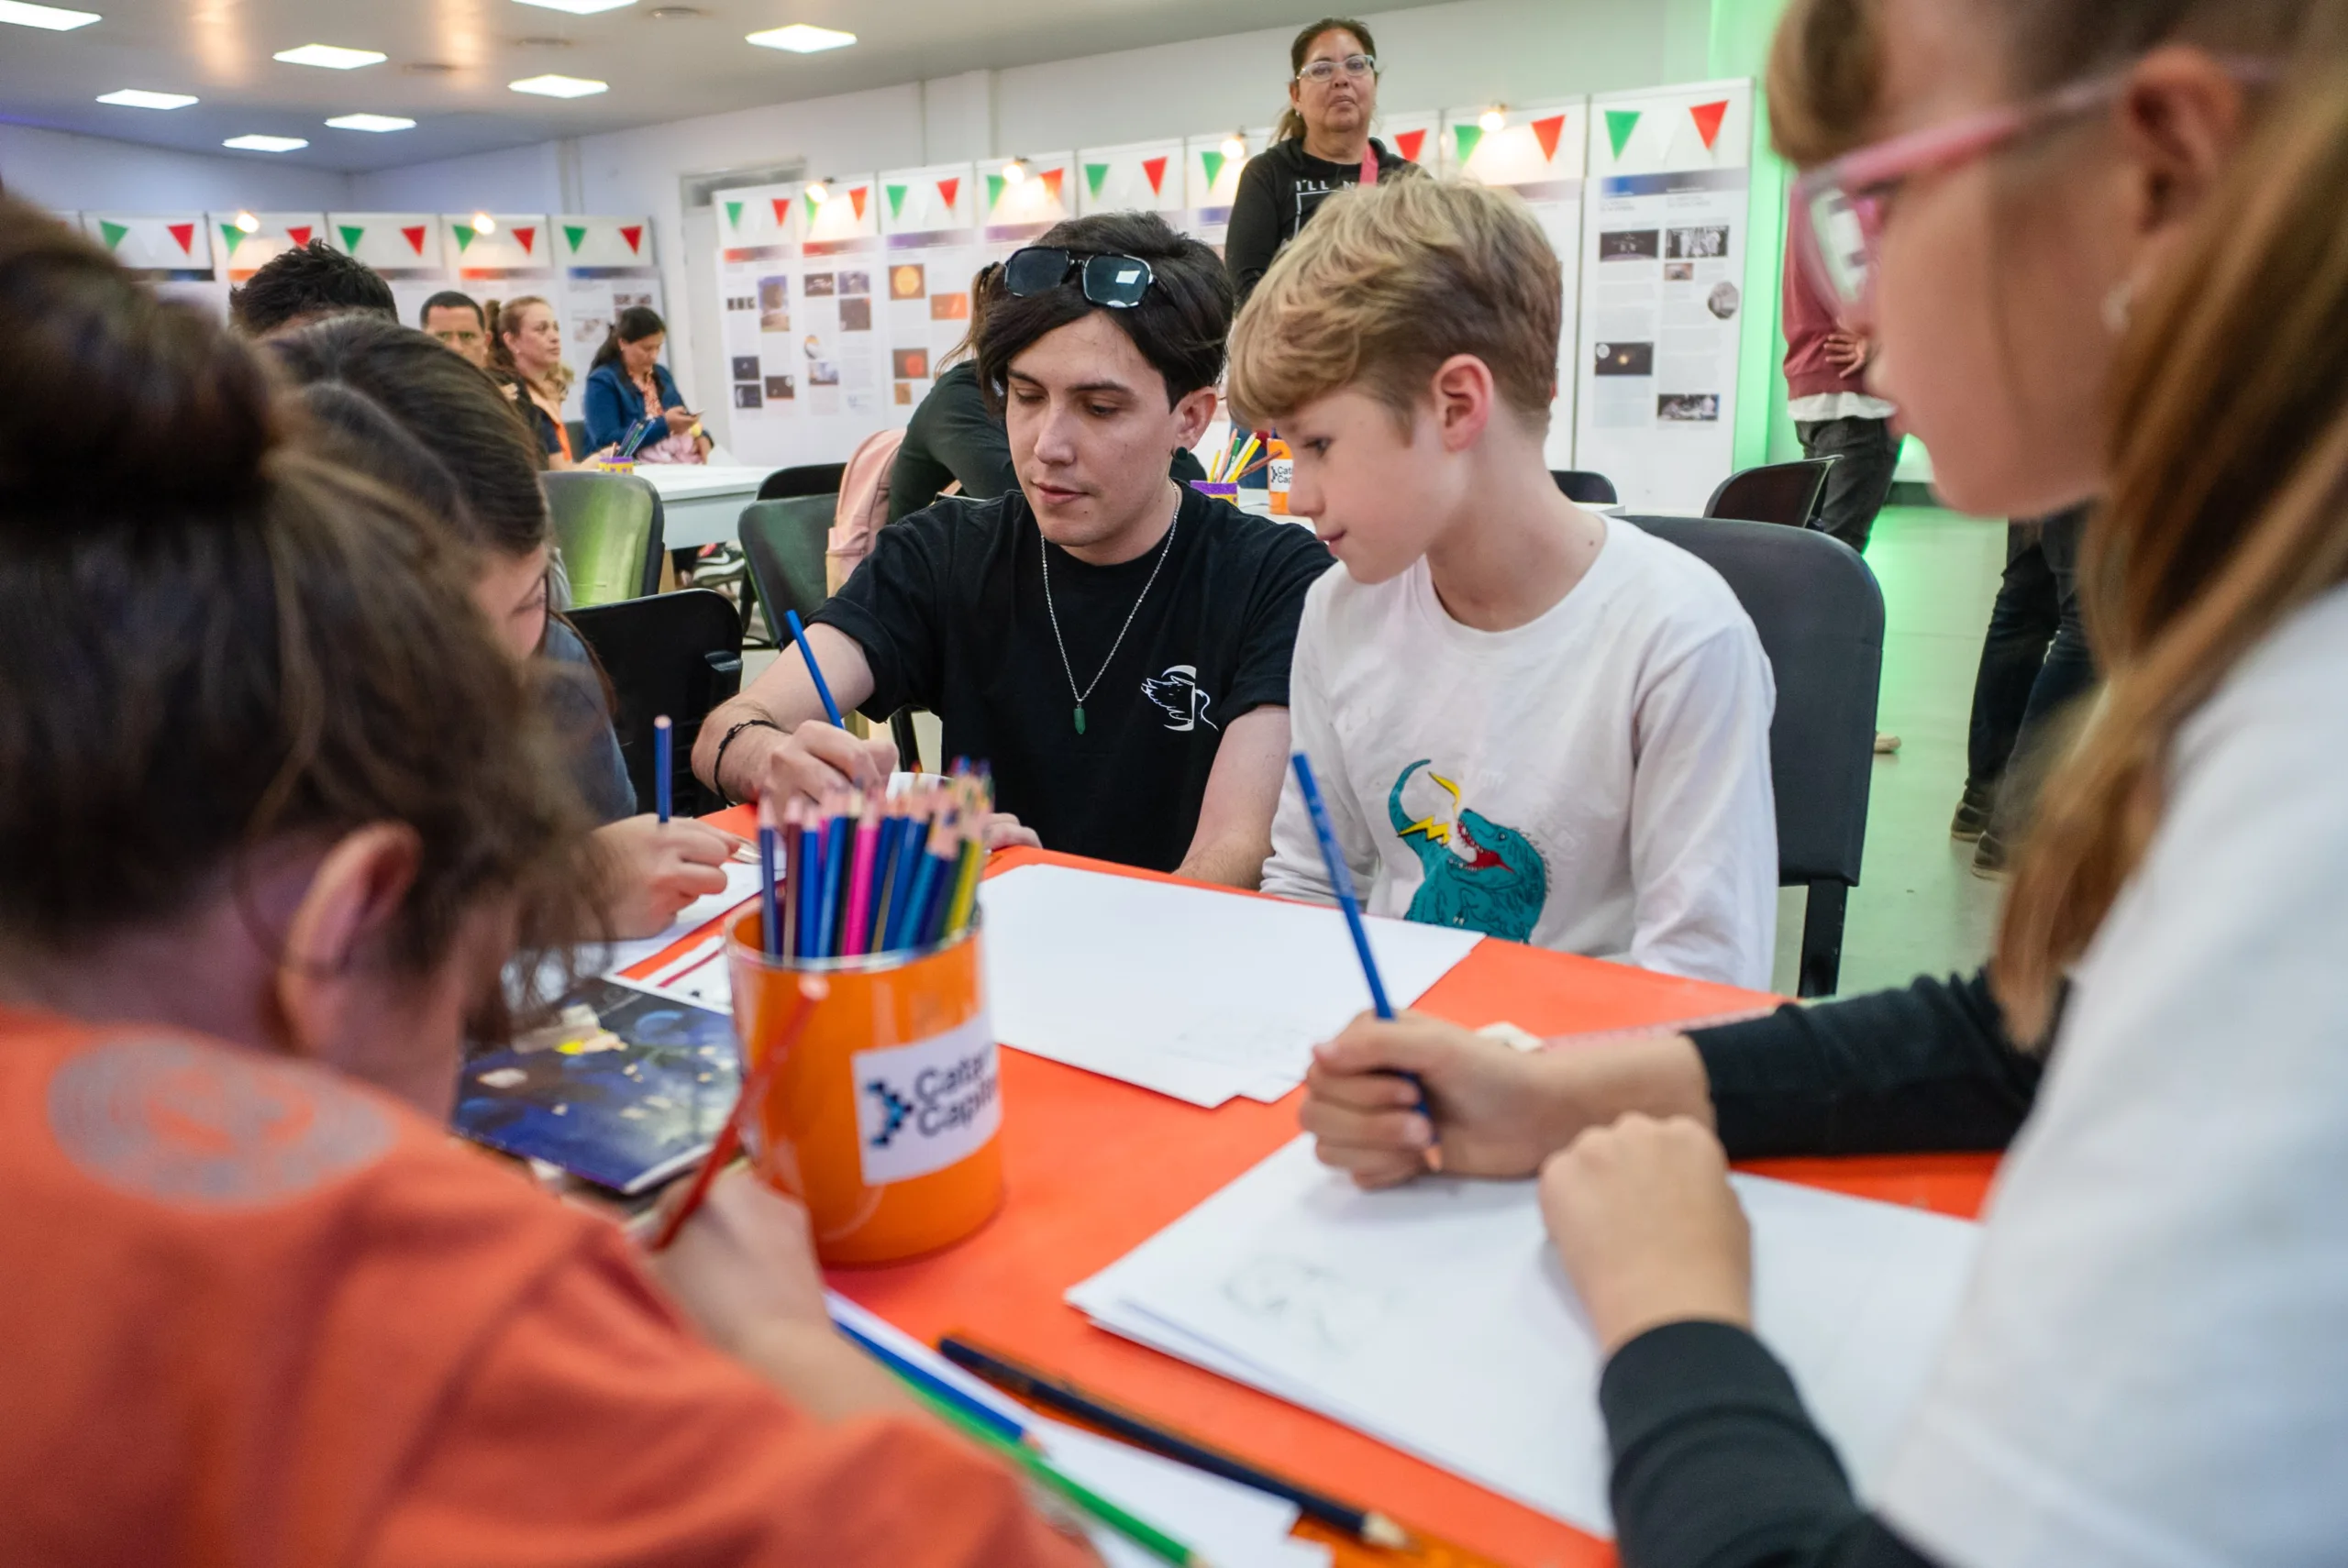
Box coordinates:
[1224,137,1417,306]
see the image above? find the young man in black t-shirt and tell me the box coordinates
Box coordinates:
[694,212,1330,884]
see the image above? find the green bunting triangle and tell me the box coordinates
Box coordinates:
[986,173,1005,210]
[803,193,821,225]
[1200,149,1225,186]
[338,224,364,252]
[1452,124,1484,164]
[564,224,588,251]
[885,183,907,219]
[1083,162,1109,199]
[99,220,128,251]
[724,200,744,231]
[219,224,245,257]
[452,224,476,251]
[1605,108,1643,160]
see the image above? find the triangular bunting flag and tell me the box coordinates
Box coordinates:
[452,225,476,252]
[848,186,868,221]
[936,176,959,210]
[514,225,536,254]
[885,183,907,219]
[219,224,245,257]
[1084,162,1110,199]
[620,224,642,253]
[1605,108,1643,160]
[401,225,426,254]
[1039,167,1063,202]
[803,193,820,226]
[1689,99,1730,151]
[565,224,588,251]
[1531,114,1567,162]
[1201,149,1226,186]
[985,173,1004,210]
[1393,128,1426,163]
[285,225,313,247]
[770,196,791,226]
[167,222,194,254]
[339,224,365,251]
[1452,124,1484,164]
[1142,155,1168,195]
[723,201,743,231]
[99,220,128,251]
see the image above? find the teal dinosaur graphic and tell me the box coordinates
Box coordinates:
[1388,760,1548,943]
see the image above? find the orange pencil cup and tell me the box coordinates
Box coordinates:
[723,909,1004,1264]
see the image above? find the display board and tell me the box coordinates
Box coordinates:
[329,212,451,331]
[714,182,808,463]
[80,211,227,316]
[1572,79,1755,513]
[558,215,665,419]
[981,151,1075,254]
[214,212,327,285]
[795,174,887,426]
[880,162,980,416]
[1441,100,1589,469]
[1181,128,1268,254]
[1080,138,1186,221]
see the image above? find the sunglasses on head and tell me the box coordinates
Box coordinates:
[1002,247,1157,309]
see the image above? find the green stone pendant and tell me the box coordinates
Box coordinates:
[1074,704,1087,735]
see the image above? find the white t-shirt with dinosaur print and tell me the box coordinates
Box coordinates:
[1260,517,1778,989]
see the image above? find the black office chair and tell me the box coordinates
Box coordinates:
[1621,514,1885,997]
[757,463,848,501]
[1551,469,1620,505]
[566,589,745,820]
[738,498,925,769]
[544,470,665,604]
[1703,458,1840,529]
[563,418,591,459]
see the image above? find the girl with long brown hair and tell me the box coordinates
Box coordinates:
[1298,0,2348,1562]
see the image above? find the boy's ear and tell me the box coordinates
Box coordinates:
[272,823,423,1063]
[1429,353,1497,454]
[1171,383,1220,451]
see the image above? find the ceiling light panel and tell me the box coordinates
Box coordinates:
[97,88,198,109]
[507,72,608,97]
[272,43,387,69]
[745,23,855,52]
[223,134,310,152]
[326,113,415,131]
[0,0,100,29]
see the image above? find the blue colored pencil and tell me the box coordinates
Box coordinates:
[914,824,961,947]
[867,812,905,950]
[756,796,781,959]
[783,610,846,728]
[793,812,823,959]
[882,803,933,951]
[653,714,673,823]
[815,806,849,959]
[830,1314,1028,1447]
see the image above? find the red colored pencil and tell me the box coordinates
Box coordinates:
[648,974,827,1252]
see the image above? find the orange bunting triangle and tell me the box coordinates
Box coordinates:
[1040,166,1064,202]
[1690,100,1730,151]
[849,186,868,220]
[1531,115,1566,162]
[772,196,792,226]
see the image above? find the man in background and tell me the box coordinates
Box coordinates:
[229,240,396,338]
[419,290,489,368]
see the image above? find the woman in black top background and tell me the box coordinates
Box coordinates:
[1224,17,1420,306]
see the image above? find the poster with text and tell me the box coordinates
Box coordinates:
[1180,128,1268,252]
[1441,100,1589,468]
[879,161,979,418]
[712,182,805,465]
[81,211,227,316]
[328,213,451,332]
[1573,79,1755,513]
[558,216,663,420]
[796,174,885,428]
[981,150,1074,256]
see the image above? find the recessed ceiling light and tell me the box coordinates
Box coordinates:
[513,35,573,47]
[224,134,310,152]
[272,43,386,69]
[97,88,198,110]
[326,113,415,132]
[0,0,99,30]
[513,0,635,11]
[507,72,607,97]
[403,61,459,74]
[745,23,855,52]
[232,210,260,233]
[647,6,705,17]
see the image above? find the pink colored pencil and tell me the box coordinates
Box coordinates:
[839,793,880,957]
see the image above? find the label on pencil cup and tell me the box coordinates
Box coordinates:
[853,1014,1002,1186]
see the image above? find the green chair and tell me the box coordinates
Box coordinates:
[545,470,664,607]
[737,497,925,768]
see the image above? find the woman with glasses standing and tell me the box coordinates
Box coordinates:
[1224,17,1420,305]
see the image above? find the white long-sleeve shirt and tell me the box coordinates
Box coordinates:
[1259,518,1778,988]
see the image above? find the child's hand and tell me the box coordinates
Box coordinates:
[973,811,1040,852]
[1538,1114,1752,1354]
[1301,1011,1560,1187]
[595,815,736,939]
[639,1165,829,1353]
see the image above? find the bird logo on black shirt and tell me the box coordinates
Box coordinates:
[1142,665,1218,733]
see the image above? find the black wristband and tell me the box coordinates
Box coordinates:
[711,717,784,807]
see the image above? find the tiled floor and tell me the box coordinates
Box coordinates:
[746,503,2013,999]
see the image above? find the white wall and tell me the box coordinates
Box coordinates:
[0,122,353,212]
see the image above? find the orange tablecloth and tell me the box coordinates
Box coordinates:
[663,836,1985,1568]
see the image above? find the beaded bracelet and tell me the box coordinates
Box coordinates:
[710,716,784,807]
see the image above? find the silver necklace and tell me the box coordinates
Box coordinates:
[1041,495,1180,735]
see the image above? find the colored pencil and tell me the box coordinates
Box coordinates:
[882,800,934,951]
[938,1336,1410,1549]
[868,812,905,949]
[1290,752,1439,1166]
[648,975,825,1251]
[830,1315,1029,1447]
[840,796,880,958]
[914,816,962,947]
[779,798,803,960]
[815,801,849,959]
[653,714,673,823]
[783,609,846,728]
[756,796,781,960]
[944,834,984,938]
[1228,433,1262,484]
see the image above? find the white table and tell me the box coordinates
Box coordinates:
[634,464,771,551]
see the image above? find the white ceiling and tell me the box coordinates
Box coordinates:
[0,0,1431,172]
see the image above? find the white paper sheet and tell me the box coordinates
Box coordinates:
[979,866,1485,1108]
[1070,1138,1980,1536]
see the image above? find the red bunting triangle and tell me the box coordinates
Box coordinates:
[1531,115,1566,162]
[936,176,960,210]
[1040,166,1064,202]
[1393,128,1426,163]
[848,185,868,220]
[1689,100,1730,150]
[285,225,313,247]
[166,222,194,255]
[401,225,426,254]
[1142,155,1168,195]
[620,224,642,253]
[772,196,792,226]
[514,225,536,254]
